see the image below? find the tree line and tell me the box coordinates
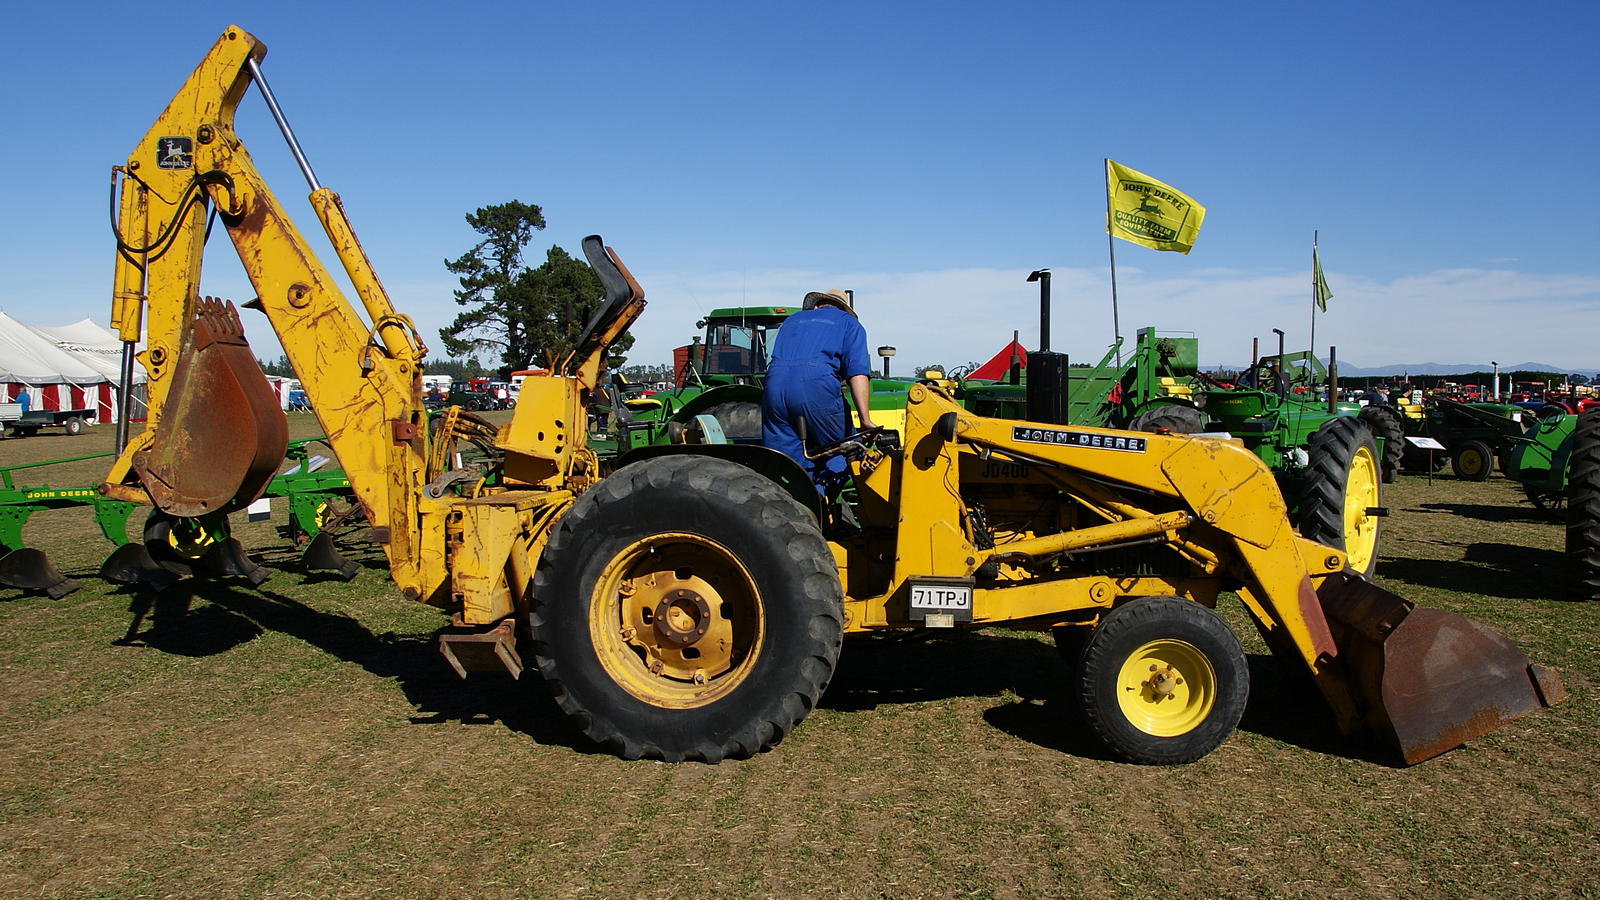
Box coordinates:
[257,199,633,382]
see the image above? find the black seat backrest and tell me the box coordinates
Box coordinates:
[568,235,635,368]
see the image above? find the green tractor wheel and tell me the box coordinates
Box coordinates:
[1451,439,1494,482]
[1565,408,1600,601]
[1357,407,1405,484]
[1299,417,1382,577]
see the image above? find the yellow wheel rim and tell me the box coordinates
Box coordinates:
[1115,639,1217,737]
[1343,443,1380,573]
[162,517,217,560]
[1458,448,1486,477]
[588,532,763,708]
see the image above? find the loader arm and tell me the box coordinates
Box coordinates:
[876,384,1563,764]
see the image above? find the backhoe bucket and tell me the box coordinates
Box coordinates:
[132,298,289,517]
[0,548,82,599]
[1318,570,1566,765]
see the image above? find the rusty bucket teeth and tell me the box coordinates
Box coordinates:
[99,543,183,593]
[198,538,269,586]
[1319,570,1564,766]
[302,532,359,581]
[132,295,289,517]
[0,548,82,599]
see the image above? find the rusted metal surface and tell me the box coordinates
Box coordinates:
[1319,570,1563,765]
[131,297,288,517]
[438,620,523,679]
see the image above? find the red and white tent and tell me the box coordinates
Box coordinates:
[0,314,146,423]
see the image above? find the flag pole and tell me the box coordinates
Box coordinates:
[1106,159,1122,365]
[1310,230,1318,379]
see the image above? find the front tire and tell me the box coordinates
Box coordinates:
[532,455,843,762]
[64,417,85,436]
[1299,416,1383,577]
[1451,439,1494,482]
[1077,597,1248,765]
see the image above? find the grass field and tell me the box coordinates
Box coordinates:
[1,420,1596,899]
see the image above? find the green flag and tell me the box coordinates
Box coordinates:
[1313,247,1333,312]
[1106,160,1206,254]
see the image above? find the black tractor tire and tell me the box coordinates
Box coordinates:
[1128,404,1206,435]
[1564,407,1600,601]
[1076,596,1249,765]
[703,401,763,441]
[532,455,843,762]
[1357,407,1404,484]
[1299,416,1382,577]
[1451,439,1494,482]
[64,417,85,436]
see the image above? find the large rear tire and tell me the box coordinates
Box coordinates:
[1565,408,1600,601]
[1129,404,1205,435]
[1451,439,1494,482]
[703,401,763,441]
[1299,416,1382,577]
[532,455,843,762]
[1076,597,1248,765]
[1358,407,1404,484]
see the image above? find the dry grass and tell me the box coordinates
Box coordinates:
[0,432,1595,900]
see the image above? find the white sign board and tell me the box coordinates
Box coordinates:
[1406,436,1446,451]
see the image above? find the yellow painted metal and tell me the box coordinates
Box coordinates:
[586,532,764,708]
[1343,442,1381,573]
[977,509,1191,564]
[1115,639,1216,737]
[502,376,584,487]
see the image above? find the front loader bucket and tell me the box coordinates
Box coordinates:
[1318,570,1567,765]
[0,548,82,599]
[132,298,289,517]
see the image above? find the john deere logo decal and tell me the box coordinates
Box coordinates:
[157,136,192,170]
[1013,426,1147,453]
[1112,177,1191,244]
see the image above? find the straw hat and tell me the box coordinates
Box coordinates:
[802,289,855,316]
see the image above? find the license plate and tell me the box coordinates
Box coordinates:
[909,581,973,623]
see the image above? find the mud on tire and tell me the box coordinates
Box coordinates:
[532,455,843,762]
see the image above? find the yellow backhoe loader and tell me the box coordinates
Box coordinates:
[100,26,1564,767]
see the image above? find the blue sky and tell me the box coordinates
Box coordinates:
[2,1,1596,372]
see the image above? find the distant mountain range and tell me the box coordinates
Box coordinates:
[1215,361,1591,378]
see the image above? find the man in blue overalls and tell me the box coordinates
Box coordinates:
[762,289,876,497]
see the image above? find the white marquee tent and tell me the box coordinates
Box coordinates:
[0,313,146,423]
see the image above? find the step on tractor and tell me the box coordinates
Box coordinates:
[93,26,1565,768]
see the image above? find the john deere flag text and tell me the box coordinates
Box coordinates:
[1106,160,1206,254]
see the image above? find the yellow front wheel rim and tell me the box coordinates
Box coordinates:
[589,533,764,709]
[1115,639,1217,737]
[1459,449,1485,477]
[1343,444,1380,572]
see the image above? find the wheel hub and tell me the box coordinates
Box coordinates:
[654,589,711,647]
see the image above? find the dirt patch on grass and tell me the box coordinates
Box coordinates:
[0,449,1595,898]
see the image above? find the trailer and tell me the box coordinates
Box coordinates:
[0,404,96,438]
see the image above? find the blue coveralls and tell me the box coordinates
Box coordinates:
[761,305,873,495]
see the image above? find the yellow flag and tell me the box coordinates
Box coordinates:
[1106,160,1206,254]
